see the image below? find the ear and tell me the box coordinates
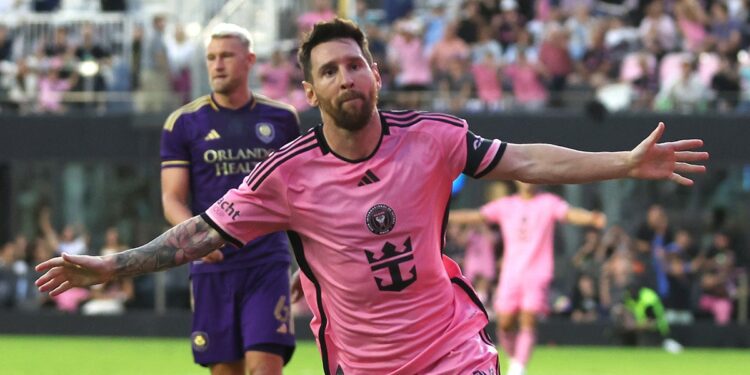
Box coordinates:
[302,81,319,107]
[247,51,256,67]
[371,62,382,90]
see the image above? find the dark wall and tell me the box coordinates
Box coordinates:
[0,112,746,164]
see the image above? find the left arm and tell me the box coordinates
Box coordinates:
[565,208,606,229]
[481,123,707,185]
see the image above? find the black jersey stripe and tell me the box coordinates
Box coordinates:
[245,133,317,186]
[383,115,464,128]
[381,110,464,123]
[287,231,332,375]
[251,143,319,191]
[200,213,244,248]
[474,142,507,179]
[451,276,490,320]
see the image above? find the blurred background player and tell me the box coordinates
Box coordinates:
[159,23,299,375]
[451,181,606,375]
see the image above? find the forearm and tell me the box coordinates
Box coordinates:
[162,196,194,226]
[491,143,632,184]
[110,216,224,277]
[448,209,485,225]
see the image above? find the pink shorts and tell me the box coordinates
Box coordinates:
[416,333,498,375]
[494,275,550,314]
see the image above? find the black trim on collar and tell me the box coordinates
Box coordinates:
[313,112,387,163]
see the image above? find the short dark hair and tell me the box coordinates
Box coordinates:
[297,18,373,82]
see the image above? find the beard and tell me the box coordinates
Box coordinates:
[318,88,377,132]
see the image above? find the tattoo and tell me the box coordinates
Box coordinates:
[113,216,225,277]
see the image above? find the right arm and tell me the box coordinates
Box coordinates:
[448,209,485,225]
[161,168,193,225]
[35,215,225,296]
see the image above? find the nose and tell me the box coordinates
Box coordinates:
[338,69,354,90]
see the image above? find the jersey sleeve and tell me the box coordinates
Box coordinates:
[201,171,290,247]
[549,194,571,221]
[437,115,506,179]
[480,199,504,224]
[160,112,190,169]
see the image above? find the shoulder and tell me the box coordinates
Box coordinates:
[163,95,216,132]
[244,128,320,191]
[254,94,300,125]
[380,110,467,133]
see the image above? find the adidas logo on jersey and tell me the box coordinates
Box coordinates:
[204,129,221,141]
[357,170,380,186]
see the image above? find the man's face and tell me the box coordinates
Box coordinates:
[303,38,380,132]
[206,37,254,95]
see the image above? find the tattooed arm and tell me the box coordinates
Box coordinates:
[35,215,225,296]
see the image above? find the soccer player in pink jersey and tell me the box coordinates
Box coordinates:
[451,181,607,375]
[35,18,707,375]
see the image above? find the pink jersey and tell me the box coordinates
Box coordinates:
[204,110,505,374]
[480,193,569,282]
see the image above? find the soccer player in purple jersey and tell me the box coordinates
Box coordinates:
[160,23,298,375]
[36,19,708,375]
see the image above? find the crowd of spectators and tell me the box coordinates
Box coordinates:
[3,0,750,114]
[258,0,750,114]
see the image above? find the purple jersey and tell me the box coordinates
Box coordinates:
[161,94,300,274]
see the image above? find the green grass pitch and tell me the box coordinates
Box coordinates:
[0,335,747,374]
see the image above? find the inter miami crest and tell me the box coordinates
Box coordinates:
[366,204,396,235]
[255,122,275,143]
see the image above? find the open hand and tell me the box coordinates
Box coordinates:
[35,253,113,296]
[628,122,709,185]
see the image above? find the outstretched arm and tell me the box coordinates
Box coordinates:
[36,215,225,296]
[483,123,707,185]
[565,208,607,229]
[448,209,485,225]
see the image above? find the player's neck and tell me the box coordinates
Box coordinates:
[518,191,536,200]
[212,89,252,110]
[322,110,382,160]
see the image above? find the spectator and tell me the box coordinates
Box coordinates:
[580,22,615,88]
[296,0,336,34]
[165,24,195,105]
[472,50,504,111]
[44,27,73,59]
[503,29,538,64]
[0,24,14,62]
[635,204,674,299]
[257,49,294,101]
[656,57,708,112]
[738,49,750,112]
[674,0,708,53]
[456,0,483,45]
[710,55,741,111]
[571,274,601,322]
[422,1,449,52]
[0,241,17,308]
[436,56,474,112]
[130,24,143,91]
[2,57,38,114]
[697,230,736,325]
[387,19,431,108]
[564,5,597,62]
[136,14,171,112]
[504,48,548,110]
[708,2,743,57]
[37,58,78,113]
[429,22,471,75]
[538,25,573,107]
[572,228,604,278]
[492,0,527,49]
[663,229,698,325]
[74,23,112,111]
[639,0,678,57]
[471,25,503,64]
